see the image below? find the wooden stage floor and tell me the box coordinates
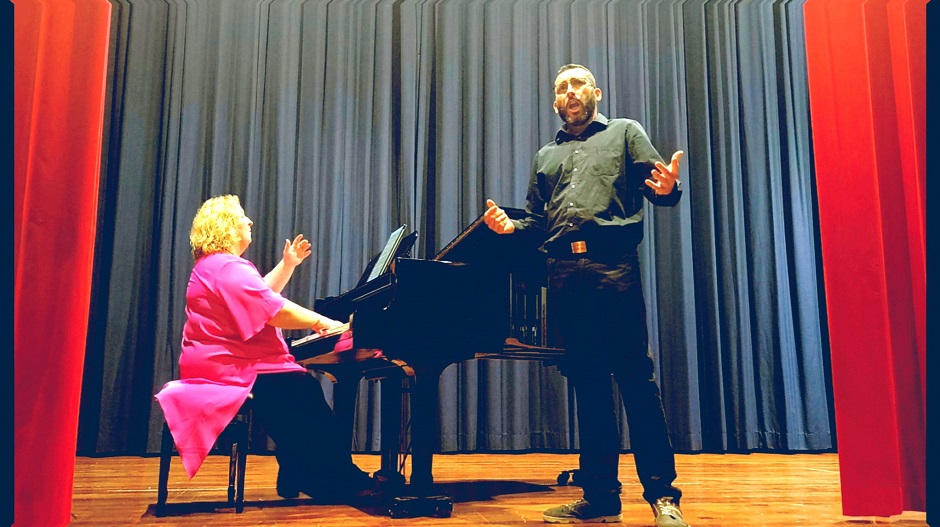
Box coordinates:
[70,452,927,526]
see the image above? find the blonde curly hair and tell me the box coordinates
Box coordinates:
[190,195,245,259]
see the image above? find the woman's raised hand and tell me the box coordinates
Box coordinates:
[282,234,312,267]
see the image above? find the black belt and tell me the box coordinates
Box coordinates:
[546,240,636,261]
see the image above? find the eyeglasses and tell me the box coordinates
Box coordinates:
[554,77,593,95]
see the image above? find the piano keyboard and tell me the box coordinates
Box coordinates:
[290,322,350,347]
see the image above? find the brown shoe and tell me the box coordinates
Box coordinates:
[543,498,623,523]
[651,497,690,527]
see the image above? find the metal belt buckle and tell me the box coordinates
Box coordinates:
[570,241,587,254]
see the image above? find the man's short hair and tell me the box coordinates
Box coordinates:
[555,63,597,88]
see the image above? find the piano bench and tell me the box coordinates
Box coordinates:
[155,395,253,517]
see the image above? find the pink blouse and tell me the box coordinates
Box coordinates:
[155,252,306,478]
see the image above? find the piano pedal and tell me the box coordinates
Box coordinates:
[373,469,407,489]
[557,469,581,486]
[388,495,454,518]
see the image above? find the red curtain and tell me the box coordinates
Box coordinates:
[13,1,111,525]
[804,0,925,518]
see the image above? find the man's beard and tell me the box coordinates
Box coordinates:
[559,98,596,128]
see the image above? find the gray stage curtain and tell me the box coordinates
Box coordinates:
[78,0,834,456]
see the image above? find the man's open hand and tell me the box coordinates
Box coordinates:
[483,199,515,234]
[646,150,683,195]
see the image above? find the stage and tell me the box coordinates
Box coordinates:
[69,452,927,526]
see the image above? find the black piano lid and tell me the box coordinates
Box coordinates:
[433,207,532,264]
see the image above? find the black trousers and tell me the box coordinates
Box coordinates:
[250,371,367,493]
[547,254,682,506]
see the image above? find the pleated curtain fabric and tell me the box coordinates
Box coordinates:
[79,0,834,460]
[13,2,112,525]
[803,0,926,517]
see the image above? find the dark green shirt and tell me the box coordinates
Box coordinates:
[513,114,682,255]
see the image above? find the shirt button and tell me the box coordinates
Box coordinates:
[568,223,573,226]
[574,150,579,154]
[571,184,576,188]
[569,203,574,206]
[573,168,578,172]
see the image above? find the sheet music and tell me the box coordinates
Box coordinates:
[366,224,407,282]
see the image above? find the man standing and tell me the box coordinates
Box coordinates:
[484,64,689,526]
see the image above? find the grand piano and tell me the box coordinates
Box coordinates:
[289,208,563,516]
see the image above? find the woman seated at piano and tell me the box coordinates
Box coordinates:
[155,194,375,502]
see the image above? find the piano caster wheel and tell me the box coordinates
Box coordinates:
[389,495,453,518]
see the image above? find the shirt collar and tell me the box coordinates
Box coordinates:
[555,113,610,144]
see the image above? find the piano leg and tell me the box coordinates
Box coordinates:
[376,374,408,489]
[407,363,444,494]
[387,363,454,519]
